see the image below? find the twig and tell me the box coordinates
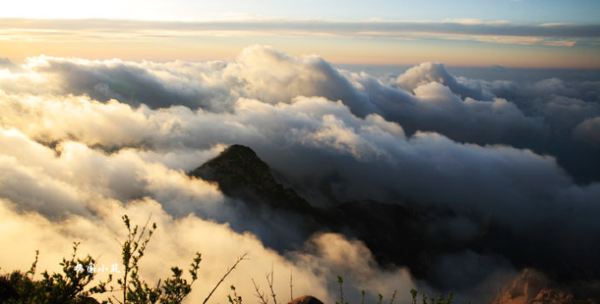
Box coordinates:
[252,278,270,304]
[202,253,248,304]
[388,290,397,304]
[27,250,39,277]
[111,294,123,304]
[266,267,278,304]
[337,276,345,304]
[289,269,293,302]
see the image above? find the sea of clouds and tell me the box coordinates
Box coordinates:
[1,45,599,303]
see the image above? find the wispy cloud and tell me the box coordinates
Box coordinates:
[0,18,597,47]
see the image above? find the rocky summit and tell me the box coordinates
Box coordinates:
[491,269,598,304]
[190,145,313,212]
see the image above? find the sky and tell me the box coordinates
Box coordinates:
[2,0,600,23]
[0,0,599,67]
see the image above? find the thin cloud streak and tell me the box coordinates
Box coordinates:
[2,19,600,68]
[0,18,598,44]
[1,19,599,37]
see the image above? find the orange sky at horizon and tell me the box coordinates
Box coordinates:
[1,19,599,68]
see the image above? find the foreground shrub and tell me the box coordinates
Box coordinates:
[0,215,244,304]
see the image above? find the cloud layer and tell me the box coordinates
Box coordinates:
[1,45,599,302]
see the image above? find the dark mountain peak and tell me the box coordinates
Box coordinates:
[220,144,261,163]
[195,144,272,183]
[226,144,254,153]
[190,144,312,212]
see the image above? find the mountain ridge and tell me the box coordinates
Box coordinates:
[188,144,600,302]
[188,144,475,284]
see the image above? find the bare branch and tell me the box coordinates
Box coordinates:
[252,278,270,304]
[289,269,293,302]
[202,253,248,304]
[389,290,397,304]
[266,267,278,304]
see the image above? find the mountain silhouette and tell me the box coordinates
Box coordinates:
[189,144,470,283]
[188,144,600,300]
[190,145,313,213]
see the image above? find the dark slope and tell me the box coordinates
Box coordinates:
[189,145,473,282]
[189,145,600,298]
[190,145,313,213]
[189,145,326,250]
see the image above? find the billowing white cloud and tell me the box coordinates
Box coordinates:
[1,46,548,148]
[0,50,597,229]
[1,46,599,301]
[396,62,492,100]
[0,128,416,303]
